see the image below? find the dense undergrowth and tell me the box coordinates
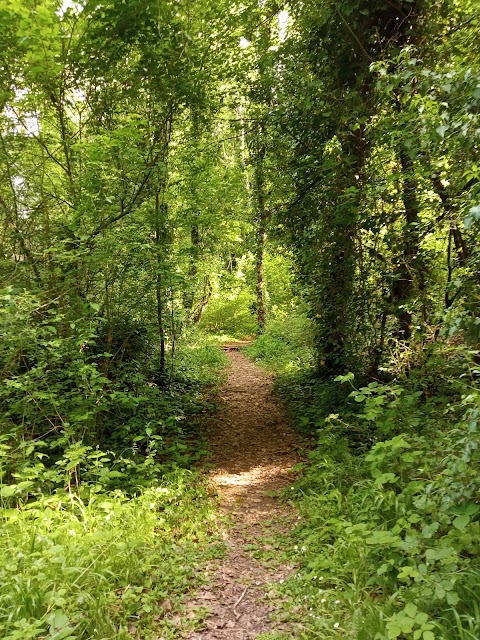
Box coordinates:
[2,1,479,638]
[0,296,227,640]
[0,474,222,640]
[246,315,480,640]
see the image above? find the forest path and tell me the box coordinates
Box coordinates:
[185,347,302,640]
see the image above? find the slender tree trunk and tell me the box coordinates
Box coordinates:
[170,288,175,375]
[373,308,388,374]
[102,274,113,377]
[155,192,166,375]
[183,224,200,321]
[446,227,454,309]
[432,175,470,268]
[431,174,479,360]
[248,16,271,335]
[252,140,267,333]
[152,105,174,377]
[391,146,422,342]
[193,276,213,324]
[256,229,266,333]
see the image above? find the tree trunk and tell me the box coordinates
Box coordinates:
[315,127,366,375]
[252,142,267,333]
[155,192,166,375]
[432,175,470,268]
[193,277,213,324]
[183,224,200,321]
[391,146,422,342]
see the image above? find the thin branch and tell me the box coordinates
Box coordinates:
[10,106,71,176]
[434,12,480,42]
[87,144,165,241]
[334,6,373,62]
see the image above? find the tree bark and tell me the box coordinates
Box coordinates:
[252,138,267,333]
[432,175,470,268]
[183,224,200,321]
[193,277,213,324]
[391,146,422,342]
[155,192,166,375]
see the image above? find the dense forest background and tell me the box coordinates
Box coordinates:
[1,0,479,638]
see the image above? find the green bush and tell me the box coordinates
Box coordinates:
[0,289,228,489]
[284,384,480,638]
[175,332,229,386]
[0,294,229,639]
[199,288,257,338]
[248,333,480,639]
[245,313,314,375]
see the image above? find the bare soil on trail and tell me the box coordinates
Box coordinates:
[185,347,303,640]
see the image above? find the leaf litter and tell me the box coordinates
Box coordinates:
[183,348,304,640]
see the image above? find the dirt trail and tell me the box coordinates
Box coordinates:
[186,347,302,639]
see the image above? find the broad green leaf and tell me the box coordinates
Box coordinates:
[436,125,448,138]
[446,591,459,605]
[452,514,470,530]
[421,522,439,538]
[0,485,17,497]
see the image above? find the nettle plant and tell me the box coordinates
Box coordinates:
[335,372,424,438]
[328,373,480,638]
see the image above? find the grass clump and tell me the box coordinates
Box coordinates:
[175,331,229,387]
[0,470,223,640]
[199,288,258,338]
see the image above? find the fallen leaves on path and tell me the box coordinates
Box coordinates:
[184,348,303,640]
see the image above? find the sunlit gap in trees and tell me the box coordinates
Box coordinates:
[57,0,83,17]
[278,9,289,42]
[239,8,288,49]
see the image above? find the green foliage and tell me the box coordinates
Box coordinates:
[245,312,314,375]
[271,0,480,376]
[200,287,257,338]
[0,289,227,489]
[0,302,227,637]
[2,0,480,637]
[0,470,222,640]
[199,251,301,339]
[175,331,229,386]
[253,329,480,638]
[0,288,112,458]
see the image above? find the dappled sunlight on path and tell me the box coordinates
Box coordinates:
[185,347,303,640]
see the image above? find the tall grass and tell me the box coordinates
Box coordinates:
[0,471,222,639]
